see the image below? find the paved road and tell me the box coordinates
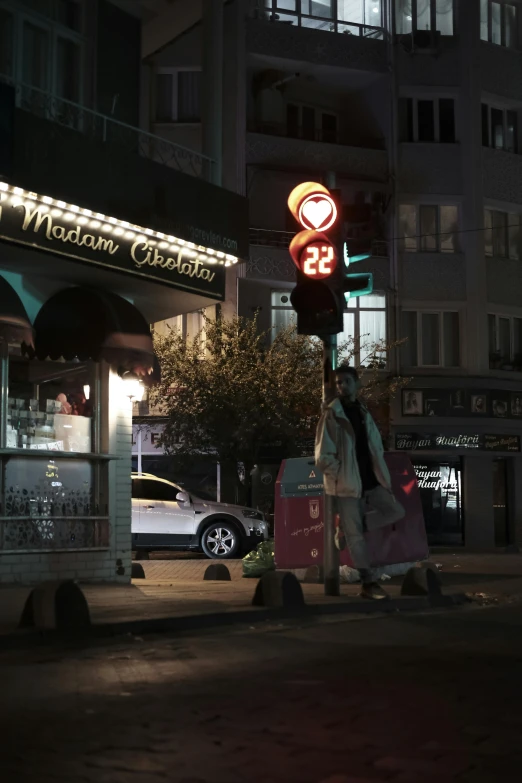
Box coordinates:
[2,602,522,783]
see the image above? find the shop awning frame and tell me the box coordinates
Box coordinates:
[25,286,159,381]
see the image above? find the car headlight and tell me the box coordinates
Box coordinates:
[242,509,263,520]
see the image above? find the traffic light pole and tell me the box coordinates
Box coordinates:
[322,334,340,597]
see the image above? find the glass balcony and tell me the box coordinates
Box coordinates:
[250,0,384,39]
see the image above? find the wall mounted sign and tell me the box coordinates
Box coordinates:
[402,388,522,420]
[395,432,520,452]
[0,183,232,299]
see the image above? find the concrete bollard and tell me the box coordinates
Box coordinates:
[252,571,305,608]
[400,562,442,597]
[203,563,231,581]
[19,580,91,631]
[131,562,146,579]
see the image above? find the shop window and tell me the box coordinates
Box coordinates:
[484,209,521,259]
[482,103,519,153]
[488,313,522,368]
[0,345,109,553]
[399,97,456,142]
[271,290,387,367]
[6,350,96,453]
[481,0,518,48]
[401,310,460,368]
[155,69,202,123]
[2,457,101,551]
[412,461,463,546]
[399,204,459,252]
[396,0,455,36]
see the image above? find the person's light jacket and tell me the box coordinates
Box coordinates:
[315,397,391,497]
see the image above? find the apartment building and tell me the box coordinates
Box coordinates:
[0,0,247,582]
[139,0,522,551]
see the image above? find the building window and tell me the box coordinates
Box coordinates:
[484,209,521,259]
[271,290,297,335]
[400,97,455,142]
[482,103,519,153]
[488,313,522,368]
[396,0,455,36]
[0,8,14,78]
[271,290,387,367]
[401,310,460,367]
[286,103,338,143]
[344,293,387,367]
[0,1,84,105]
[399,204,459,252]
[155,69,202,123]
[481,0,518,48]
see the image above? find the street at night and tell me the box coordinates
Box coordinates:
[2,600,522,783]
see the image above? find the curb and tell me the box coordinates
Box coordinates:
[0,592,470,651]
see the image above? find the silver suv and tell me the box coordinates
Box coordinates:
[131,473,268,559]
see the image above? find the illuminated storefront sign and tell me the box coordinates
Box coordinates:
[0,182,238,298]
[396,433,520,452]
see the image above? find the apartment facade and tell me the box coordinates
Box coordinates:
[141,0,522,550]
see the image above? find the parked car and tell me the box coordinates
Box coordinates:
[131,472,269,559]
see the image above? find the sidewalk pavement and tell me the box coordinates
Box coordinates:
[1,552,521,640]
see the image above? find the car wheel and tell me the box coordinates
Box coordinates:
[201,521,241,559]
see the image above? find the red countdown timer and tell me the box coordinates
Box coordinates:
[301,241,337,279]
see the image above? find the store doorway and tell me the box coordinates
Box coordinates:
[493,459,510,547]
[412,460,464,546]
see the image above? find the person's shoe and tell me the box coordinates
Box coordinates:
[334,527,346,551]
[360,582,390,600]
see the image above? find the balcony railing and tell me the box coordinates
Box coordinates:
[247,121,384,149]
[249,227,388,257]
[250,1,384,39]
[2,78,214,180]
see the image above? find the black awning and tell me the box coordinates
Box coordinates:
[29,287,155,377]
[0,275,34,348]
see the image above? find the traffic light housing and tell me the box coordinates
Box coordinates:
[287,182,374,336]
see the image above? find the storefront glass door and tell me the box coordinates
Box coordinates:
[413,460,464,545]
[493,458,509,547]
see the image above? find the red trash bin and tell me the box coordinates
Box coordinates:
[274,452,428,570]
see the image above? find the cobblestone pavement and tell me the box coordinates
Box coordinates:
[2,602,522,783]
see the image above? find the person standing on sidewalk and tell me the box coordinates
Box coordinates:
[315,365,405,599]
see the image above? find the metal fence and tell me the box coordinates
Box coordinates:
[5,78,214,180]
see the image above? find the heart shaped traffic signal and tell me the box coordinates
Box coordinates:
[287,182,374,337]
[287,181,339,232]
